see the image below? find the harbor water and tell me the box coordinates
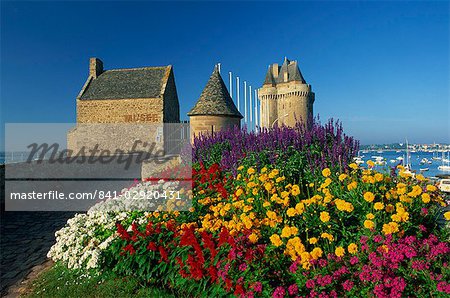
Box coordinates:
[358,150,450,178]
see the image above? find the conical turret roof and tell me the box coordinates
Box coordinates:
[274,57,306,84]
[188,66,243,118]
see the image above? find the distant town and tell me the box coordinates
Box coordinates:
[360,143,450,152]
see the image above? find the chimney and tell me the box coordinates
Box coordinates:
[272,63,279,79]
[89,57,103,78]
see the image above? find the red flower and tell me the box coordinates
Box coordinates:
[147,241,157,251]
[158,246,169,263]
[123,244,136,255]
[116,223,131,241]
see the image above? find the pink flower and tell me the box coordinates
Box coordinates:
[342,280,354,291]
[253,282,262,293]
[373,235,383,243]
[350,256,359,265]
[306,279,316,289]
[239,263,247,272]
[289,261,298,273]
[272,286,285,298]
[318,259,328,268]
[288,284,298,295]
[437,281,450,294]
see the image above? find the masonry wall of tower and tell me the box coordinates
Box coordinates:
[189,115,240,141]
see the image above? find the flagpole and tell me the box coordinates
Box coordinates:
[254,89,258,130]
[244,81,247,126]
[236,77,240,112]
[229,72,233,100]
[249,85,253,131]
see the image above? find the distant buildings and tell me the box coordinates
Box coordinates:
[69,57,316,149]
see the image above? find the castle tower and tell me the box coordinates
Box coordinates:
[259,57,315,128]
[188,65,243,141]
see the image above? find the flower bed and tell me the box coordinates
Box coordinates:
[48,121,450,297]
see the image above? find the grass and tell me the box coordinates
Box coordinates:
[25,263,177,298]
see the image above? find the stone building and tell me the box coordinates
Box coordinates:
[68,58,181,154]
[187,66,243,141]
[259,57,315,128]
[76,57,179,124]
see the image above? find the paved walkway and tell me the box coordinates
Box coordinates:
[0,210,75,296]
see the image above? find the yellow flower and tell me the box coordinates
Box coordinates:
[295,202,305,214]
[339,173,348,181]
[286,208,298,217]
[382,222,399,235]
[367,160,375,168]
[309,237,318,245]
[364,191,375,203]
[335,246,345,257]
[320,211,330,223]
[290,226,299,235]
[364,220,375,229]
[291,185,300,196]
[444,211,450,221]
[270,234,283,247]
[421,193,431,203]
[374,173,384,182]
[347,181,358,191]
[261,167,267,173]
[236,188,244,197]
[374,202,385,210]
[266,210,277,220]
[237,165,244,171]
[349,163,358,170]
[265,182,273,191]
[281,226,292,238]
[426,185,437,192]
[416,174,426,181]
[321,232,334,242]
[322,168,331,177]
[247,167,256,175]
[311,247,323,259]
[248,233,259,243]
[281,191,290,199]
[276,176,285,183]
[263,201,271,208]
[366,213,375,220]
[348,243,358,255]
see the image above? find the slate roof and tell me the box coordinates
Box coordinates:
[263,58,306,85]
[187,66,243,118]
[263,66,276,85]
[80,66,169,100]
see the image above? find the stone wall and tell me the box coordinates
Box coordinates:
[76,98,164,123]
[67,123,164,155]
[259,80,314,128]
[189,115,241,141]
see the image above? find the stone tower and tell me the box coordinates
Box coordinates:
[188,65,243,141]
[259,57,314,128]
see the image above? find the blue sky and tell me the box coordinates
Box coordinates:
[1,1,449,145]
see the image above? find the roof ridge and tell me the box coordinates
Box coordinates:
[104,66,170,72]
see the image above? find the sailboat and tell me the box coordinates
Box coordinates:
[438,151,450,172]
[403,139,414,175]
